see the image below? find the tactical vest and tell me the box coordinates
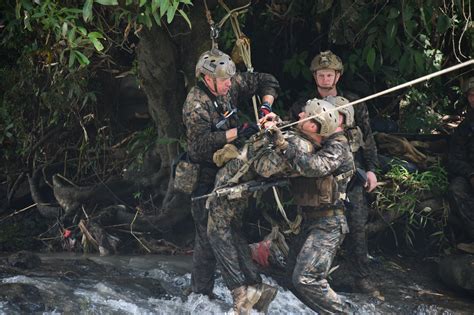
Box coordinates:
[290,134,354,209]
[345,126,364,153]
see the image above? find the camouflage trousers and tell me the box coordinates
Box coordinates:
[291,215,349,314]
[190,182,216,295]
[207,158,262,290]
[345,183,370,279]
[448,176,474,239]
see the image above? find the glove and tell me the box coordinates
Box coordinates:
[268,127,288,151]
[259,101,272,118]
[237,122,260,139]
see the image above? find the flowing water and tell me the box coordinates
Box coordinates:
[0,253,472,314]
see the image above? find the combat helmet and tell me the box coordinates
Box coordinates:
[195,48,236,79]
[463,77,474,93]
[303,98,339,136]
[310,50,344,74]
[324,96,355,127]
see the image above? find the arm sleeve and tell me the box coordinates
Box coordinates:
[284,140,344,177]
[183,101,227,163]
[354,102,379,171]
[233,72,280,101]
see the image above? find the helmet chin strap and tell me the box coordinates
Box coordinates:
[203,76,219,95]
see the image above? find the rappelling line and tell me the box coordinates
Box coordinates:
[204,1,301,234]
[280,59,474,131]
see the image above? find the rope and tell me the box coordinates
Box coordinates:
[280,59,474,130]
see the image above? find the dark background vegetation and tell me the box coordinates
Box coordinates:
[0,0,472,254]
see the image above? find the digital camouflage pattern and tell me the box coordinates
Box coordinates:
[290,215,350,314]
[206,129,317,290]
[173,159,199,194]
[183,72,279,164]
[282,131,355,314]
[183,71,279,295]
[207,129,355,314]
[447,111,474,239]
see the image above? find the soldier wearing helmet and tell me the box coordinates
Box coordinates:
[182,48,280,301]
[207,98,356,313]
[289,50,381,297]
[447,76,474,243]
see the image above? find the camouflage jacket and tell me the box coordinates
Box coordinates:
[283,131,355,205]
[183,72,279,165]
[448,110,474,178]
[290,89,379,172]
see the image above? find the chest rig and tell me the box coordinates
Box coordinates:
[290,134,354,209]
[197,81,239,131]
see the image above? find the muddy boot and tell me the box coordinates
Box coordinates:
[231,285,261,314]
[253,283,278,313]
[355,277,383,300]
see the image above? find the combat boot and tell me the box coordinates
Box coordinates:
[231,285,261,314]
[253,283,278,313]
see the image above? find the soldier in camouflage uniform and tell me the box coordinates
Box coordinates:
[290,50,380,295]
[182,48,279,298]
[447,77,474,241]
[207,98,356,314]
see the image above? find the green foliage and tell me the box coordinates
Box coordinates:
[374,162,450,249]
[398,87,453,133]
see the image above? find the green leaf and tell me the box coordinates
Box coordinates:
[74,51,90,66]
[67,29,77,45]
[152,0,160,12]
[62,22,68,37]
[139,0,147,7]
[366,47,376,71]
[152,10,162,27]
[436,15,451,33]
[87,31,104,39]
[386,21,397,40]
[178,9,191,29]
[126,0,133,5]
[167,1,179,23]
[83,0,93,22]
[387,7,400,19]
[78,26,88,35]
[160,0,170,18]
[69,50,76,68]
[414,52,425,73]
[88,35,104,51]
[94,0,118,5]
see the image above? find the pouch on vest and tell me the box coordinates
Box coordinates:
[173,152,200,194]
[346,126,364,153]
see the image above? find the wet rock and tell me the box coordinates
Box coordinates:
[0,283,46,312]
[7,251,41,269]
[438,254,474,293]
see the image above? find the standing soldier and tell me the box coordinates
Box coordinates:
[181,48,279,298]
[207,98,357,313]
[294,50,380,295]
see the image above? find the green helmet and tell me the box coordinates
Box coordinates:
[463,77,474,93]
[310,50,344,74]
[324,96,355,127]
[303,98,339,136]
[195,48,236,79]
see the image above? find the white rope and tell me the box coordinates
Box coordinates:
[281,59,474,130]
